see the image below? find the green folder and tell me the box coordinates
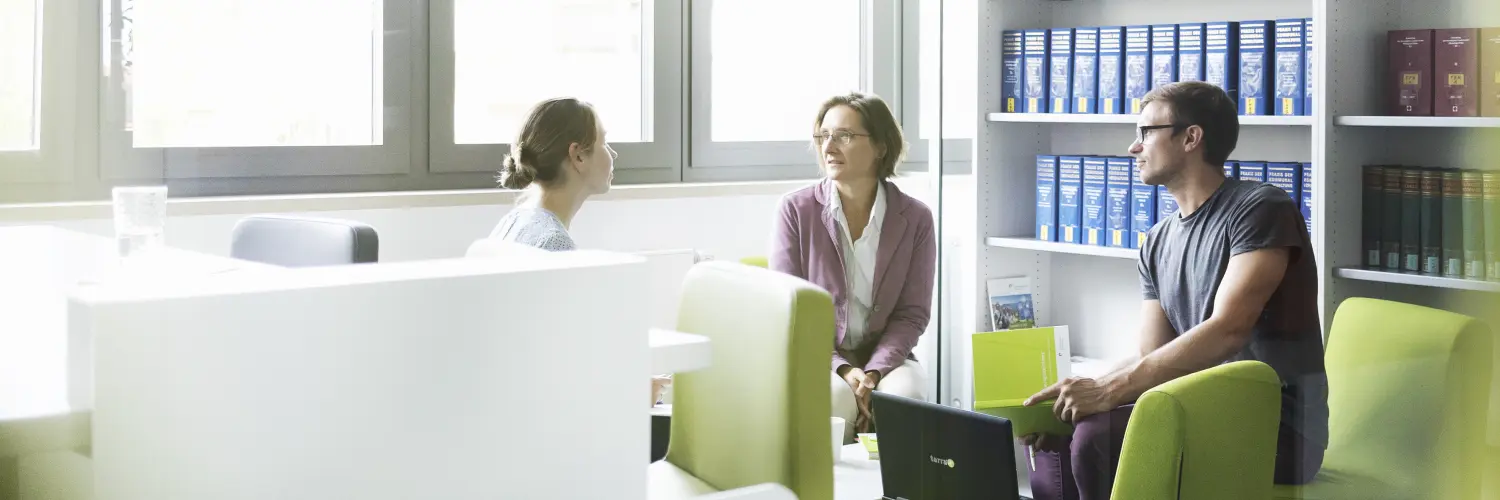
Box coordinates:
[972,326,1074,437]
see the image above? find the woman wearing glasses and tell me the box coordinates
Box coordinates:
[491,97,617,251]
[769,92,937,443]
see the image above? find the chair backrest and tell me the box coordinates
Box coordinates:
[229,215,379,267]
[666,261,834,500]
[1317,297,1493,499]
[739,256,768,268]
[1112,360,1283,500]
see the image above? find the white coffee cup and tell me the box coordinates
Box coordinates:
[830,417,845,461]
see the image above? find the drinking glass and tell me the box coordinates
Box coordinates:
[112,186,168,260]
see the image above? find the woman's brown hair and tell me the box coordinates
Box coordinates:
[498,98,600,190]
[813,92,907,179]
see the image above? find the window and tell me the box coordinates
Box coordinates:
[7,0,921,195]
[127,0,382,148]
[431,0,681,183]
[707,1,859,142]
[689,0,896,181]
[0,0,40,152]
[100,0,413,180]
[453,0,647,145]
[0,0,78,185]
[918,0,975,141]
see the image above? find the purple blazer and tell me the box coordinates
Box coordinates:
[769,179,937,377]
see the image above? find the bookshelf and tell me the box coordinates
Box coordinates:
[984,236,1139,260]
[987,113,1312,126]
[1333,116,1500,128]
[962,0,1500,488]
[1317,0,1500,330]
[1334,267,1500,293]
[967,0,1317,413]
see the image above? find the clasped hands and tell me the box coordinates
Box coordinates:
[840,366,882,433]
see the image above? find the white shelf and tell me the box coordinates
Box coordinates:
[987,113,1312,126]
[1333,116,1500,128]
[985,236,1139,260]
[1334,267,1500,293]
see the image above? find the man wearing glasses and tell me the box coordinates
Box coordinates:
[1021,81,1327,500]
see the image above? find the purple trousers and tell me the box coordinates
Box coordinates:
[1026,405,1324,500]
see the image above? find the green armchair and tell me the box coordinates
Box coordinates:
[647,261,835,500]
[1111,360,1285,500]
[1272,297,1494,500]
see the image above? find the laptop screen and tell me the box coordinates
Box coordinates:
[872,392,1022,500]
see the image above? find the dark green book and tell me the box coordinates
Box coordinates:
[1420,168,1443,275]
[1401,167,1422,273]
[1442,168,1465,276]
[1486,171,1500,280]
[1463,169,1487,279]
[1363,166,1384,267]
[1383,165,1405,270]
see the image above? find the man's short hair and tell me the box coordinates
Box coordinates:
[1141,82,1239,167]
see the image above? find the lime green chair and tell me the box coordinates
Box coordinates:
[647,261,835,500]
[739,256,768,268]
[1270,298,1494,500]
[1111,360,1284,500]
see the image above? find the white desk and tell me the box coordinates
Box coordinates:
[0,226,275,499]
[0,226,272,459]
[649,328,711,374]
[2,227,711,499]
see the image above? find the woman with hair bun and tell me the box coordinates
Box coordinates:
[489,97,669,405]
[490,97,616,251]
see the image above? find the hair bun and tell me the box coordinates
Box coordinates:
[498,154,536,190]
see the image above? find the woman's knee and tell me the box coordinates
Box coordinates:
[876,362,929,400]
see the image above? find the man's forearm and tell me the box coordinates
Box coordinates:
[1107,316,1252,402]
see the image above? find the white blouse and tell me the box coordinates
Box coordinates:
[827,181,885,351]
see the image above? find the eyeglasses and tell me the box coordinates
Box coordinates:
[1135,123,1189,144]
[813,130,871,147]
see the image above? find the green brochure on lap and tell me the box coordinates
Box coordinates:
[971,326,1075,437]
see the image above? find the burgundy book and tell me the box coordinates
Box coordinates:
[1434,28,1479,117]
[1389,29,1434,116]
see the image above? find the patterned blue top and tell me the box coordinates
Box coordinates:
[489,207,576,251]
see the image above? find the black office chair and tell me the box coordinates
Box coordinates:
[229,215,379,267]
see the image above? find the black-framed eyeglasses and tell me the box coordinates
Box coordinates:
[1135,123,1189,143]
[813,130,871,146]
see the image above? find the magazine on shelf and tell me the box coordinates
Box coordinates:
[986,276,1037,331]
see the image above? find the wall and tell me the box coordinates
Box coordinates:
[0,181,824,263]
[0,174,977,403]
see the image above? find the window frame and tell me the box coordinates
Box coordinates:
[0,0,83,184]
[426,0,684,185]
[95,0,421,182]
[684,0,903,183]
[902,0,972,176]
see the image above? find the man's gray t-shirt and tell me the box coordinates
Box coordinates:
[1138,178,1329,448]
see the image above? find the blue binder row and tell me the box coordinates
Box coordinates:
[1036,156,1315,248]
[1002,18,1313,117]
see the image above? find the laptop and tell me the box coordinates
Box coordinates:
[872,391,1027,500]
